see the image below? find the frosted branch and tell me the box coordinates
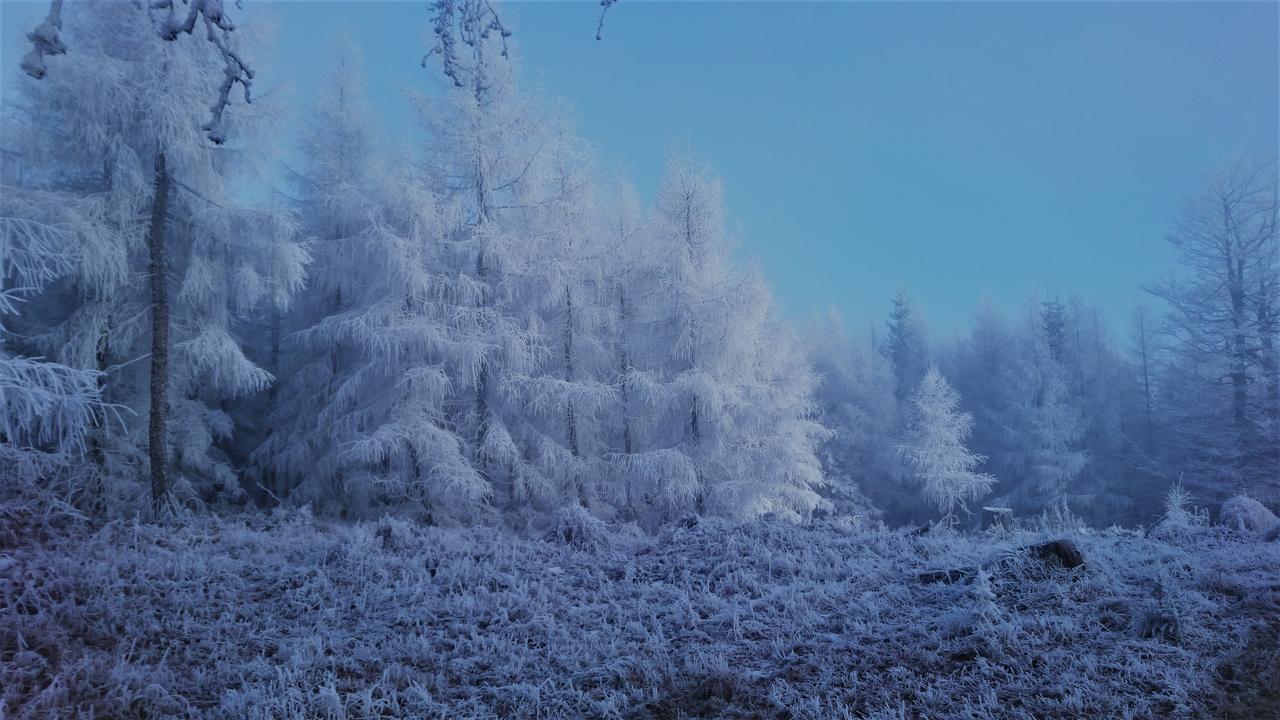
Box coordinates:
[422,0,512,88]
[596,0,619,41]
[24,0,253,145]
[19,0,66,80]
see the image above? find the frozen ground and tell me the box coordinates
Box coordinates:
[3,504,1278,719]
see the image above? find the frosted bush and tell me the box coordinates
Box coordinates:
[1218,494,1279,536]
[546,504,610,551]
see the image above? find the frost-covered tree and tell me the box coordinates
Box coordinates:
[23,0,254,144]
[509,132,621,510]
[1040,296,1068,364]
[294,174,485,520]
[1,204,102,490]
[1148,154,1279,499]
[3,0,304,511]
[598,177,658,518]
[1013,302,1089,509]
[251,46,476,518]
[1128,305,1158,454]
[1058,298,1144,522]
[948,301,1089,516]
[898,366,994,526]
[417,3,556,517]
[806,309,895,521]
[881,287,928,402]
[645,151,828,521]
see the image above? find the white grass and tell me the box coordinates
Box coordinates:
[3,505,1277,718]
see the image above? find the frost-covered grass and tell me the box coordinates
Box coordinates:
[3,505,1278,719]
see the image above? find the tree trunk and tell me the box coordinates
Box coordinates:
[90,321,110,469]
[474,247,490,467]
[565,288,578,458]
[1228,250,1249,481]
[1257,278,1279,479]
[981,506,1014,532]
[619,289,634,513]
[473,138,492,482]
[564,287,586,507]
[147,151,172,510]
[1137,309,1153,450]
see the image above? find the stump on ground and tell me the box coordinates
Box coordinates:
[982,507,1014,532]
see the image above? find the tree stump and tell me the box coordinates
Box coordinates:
[982,506,1014,532]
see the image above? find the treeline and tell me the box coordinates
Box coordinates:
[812,155,1280,527]
[2,1,1276,530]
[1,1,824,527]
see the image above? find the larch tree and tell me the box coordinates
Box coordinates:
[806,309,895,522]
[513,131,619,510]
[248,45,484,518]
[419,0,548,515]
[1149,154,1279,499]
[4,0,305,512]
[993,302,1088,514]
[898,365,994,527]
[650,150,827,521]
[1,196,103,492]
[598,176,657,518]
[1128,305,1157,454]
[23,0,254,144]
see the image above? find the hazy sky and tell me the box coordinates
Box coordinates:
[3,1,1278,336]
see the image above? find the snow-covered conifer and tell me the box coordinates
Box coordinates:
[4,0,304,509]
[899,366,994,525]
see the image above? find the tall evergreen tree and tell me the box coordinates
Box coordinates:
[881,287,928,402]
[3,0,305,511]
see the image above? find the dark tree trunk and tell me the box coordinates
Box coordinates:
[1137,310,1153,451]
[147,151,172,510]
[1228,251,1249,480]
[619,289,634,513]
[474,248,490,467]
[90,321,110,469]
[1257,278,1279,479]
[564,288,586,507]
[565,289,578,457]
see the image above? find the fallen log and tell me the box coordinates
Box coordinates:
[1028,538,1085,569]
[918,537,1085,584]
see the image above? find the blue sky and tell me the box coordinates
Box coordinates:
[3,1,1278,336]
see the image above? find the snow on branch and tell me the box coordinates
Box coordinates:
[0,353,102,456]
[23,0,253,145]
[19,0,65,80]
[423,0,512,88]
